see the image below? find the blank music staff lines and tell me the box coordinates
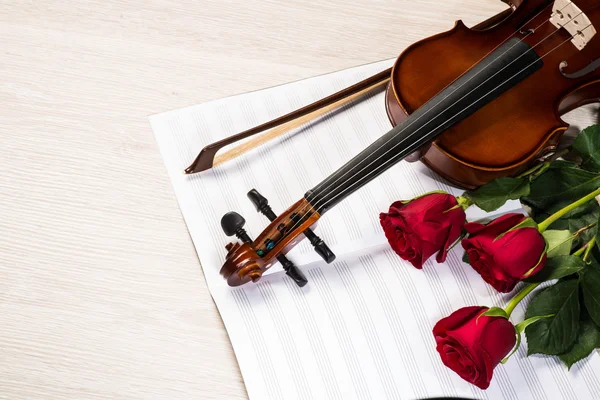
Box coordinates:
[150,60,600,400]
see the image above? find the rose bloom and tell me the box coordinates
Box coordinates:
[461,213,546,293]
[433,306,516,390]
[380,193,466,269]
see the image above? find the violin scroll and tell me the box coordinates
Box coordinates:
[219,194,328,287]
[221,242,265,286]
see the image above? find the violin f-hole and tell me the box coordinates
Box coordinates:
[559,59,600,79]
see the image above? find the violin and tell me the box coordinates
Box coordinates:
[186,0,600,287]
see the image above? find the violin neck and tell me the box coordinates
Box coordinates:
[304,37,543,215]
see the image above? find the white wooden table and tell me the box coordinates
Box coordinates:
[1,1,596,398]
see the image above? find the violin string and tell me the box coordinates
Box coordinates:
[308,24,568,205]
[309,5,594,212]
[303,5,577,210]
[276,5,568,234]
[300,1,557,204]
[275,14,588,247]
[309,32,579,213]
[315,0,600,213]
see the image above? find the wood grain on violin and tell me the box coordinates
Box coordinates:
[203,0,600,287]
[390,0,600,188]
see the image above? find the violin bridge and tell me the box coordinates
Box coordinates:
[550,0,596,50]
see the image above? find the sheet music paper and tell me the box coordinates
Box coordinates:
[149,60,600,400]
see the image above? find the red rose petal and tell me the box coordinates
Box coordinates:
[381,193,466,269]
[433,307,516,390]
[462,213,546,293]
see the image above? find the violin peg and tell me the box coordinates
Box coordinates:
[221,211,245,236]
[251,188,336,264]
[303,229,336,264]
[247,188,277,220]
[247,189,309,286]
[247,188,267,210]
[289,213,336,264]
[221,211,253,243]
[278,255,308,287]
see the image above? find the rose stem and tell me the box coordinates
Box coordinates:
[504,237,596,318]
[515,149,569,179]
[583,236,597,262]
[516,164,546,179]
[574,222,597,236]
[538,187,600,233]
[504,283,539,318]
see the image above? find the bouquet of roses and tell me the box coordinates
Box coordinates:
[380,124,600,390]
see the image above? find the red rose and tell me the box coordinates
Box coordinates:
[433,306,516,389]
[461,213,546,293]
[379,193,466,269]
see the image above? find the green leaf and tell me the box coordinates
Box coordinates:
[588,251,600,269]
[525,280,580,355]
[464,176,530,212]
[572,125,600,172]
[558,315,600,370]
[581,265,600,327]
[533,201,600,246]
[543,229,575,258]
[479,307,508,320]
[524,255,586,283]
[515,314,554,333]
[522,160,600,215]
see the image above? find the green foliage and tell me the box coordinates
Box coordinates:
[524,255,586,283]
[523,140,600,244]
[572,125,600,172]
[551,258,600,369]
[516,314,554,333]
[581,264,600,327]
[558,314,600,369]
[502,314,554,364]
[525,280,580,355]
[522,160,600,215]
[459,125,600,370]
[543,230,574,258]
[532,201,600,246]
[464,176,530,212]
[523,257,600,367]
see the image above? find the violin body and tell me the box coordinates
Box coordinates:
[192,0,600,286]
[386,0,600,188]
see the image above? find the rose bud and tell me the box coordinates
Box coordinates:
[379,193,466,269]
[461,213,546,293]
[433,306,516,390]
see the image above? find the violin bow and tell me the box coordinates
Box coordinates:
[184,69,391,174]
[183,7,515,175]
